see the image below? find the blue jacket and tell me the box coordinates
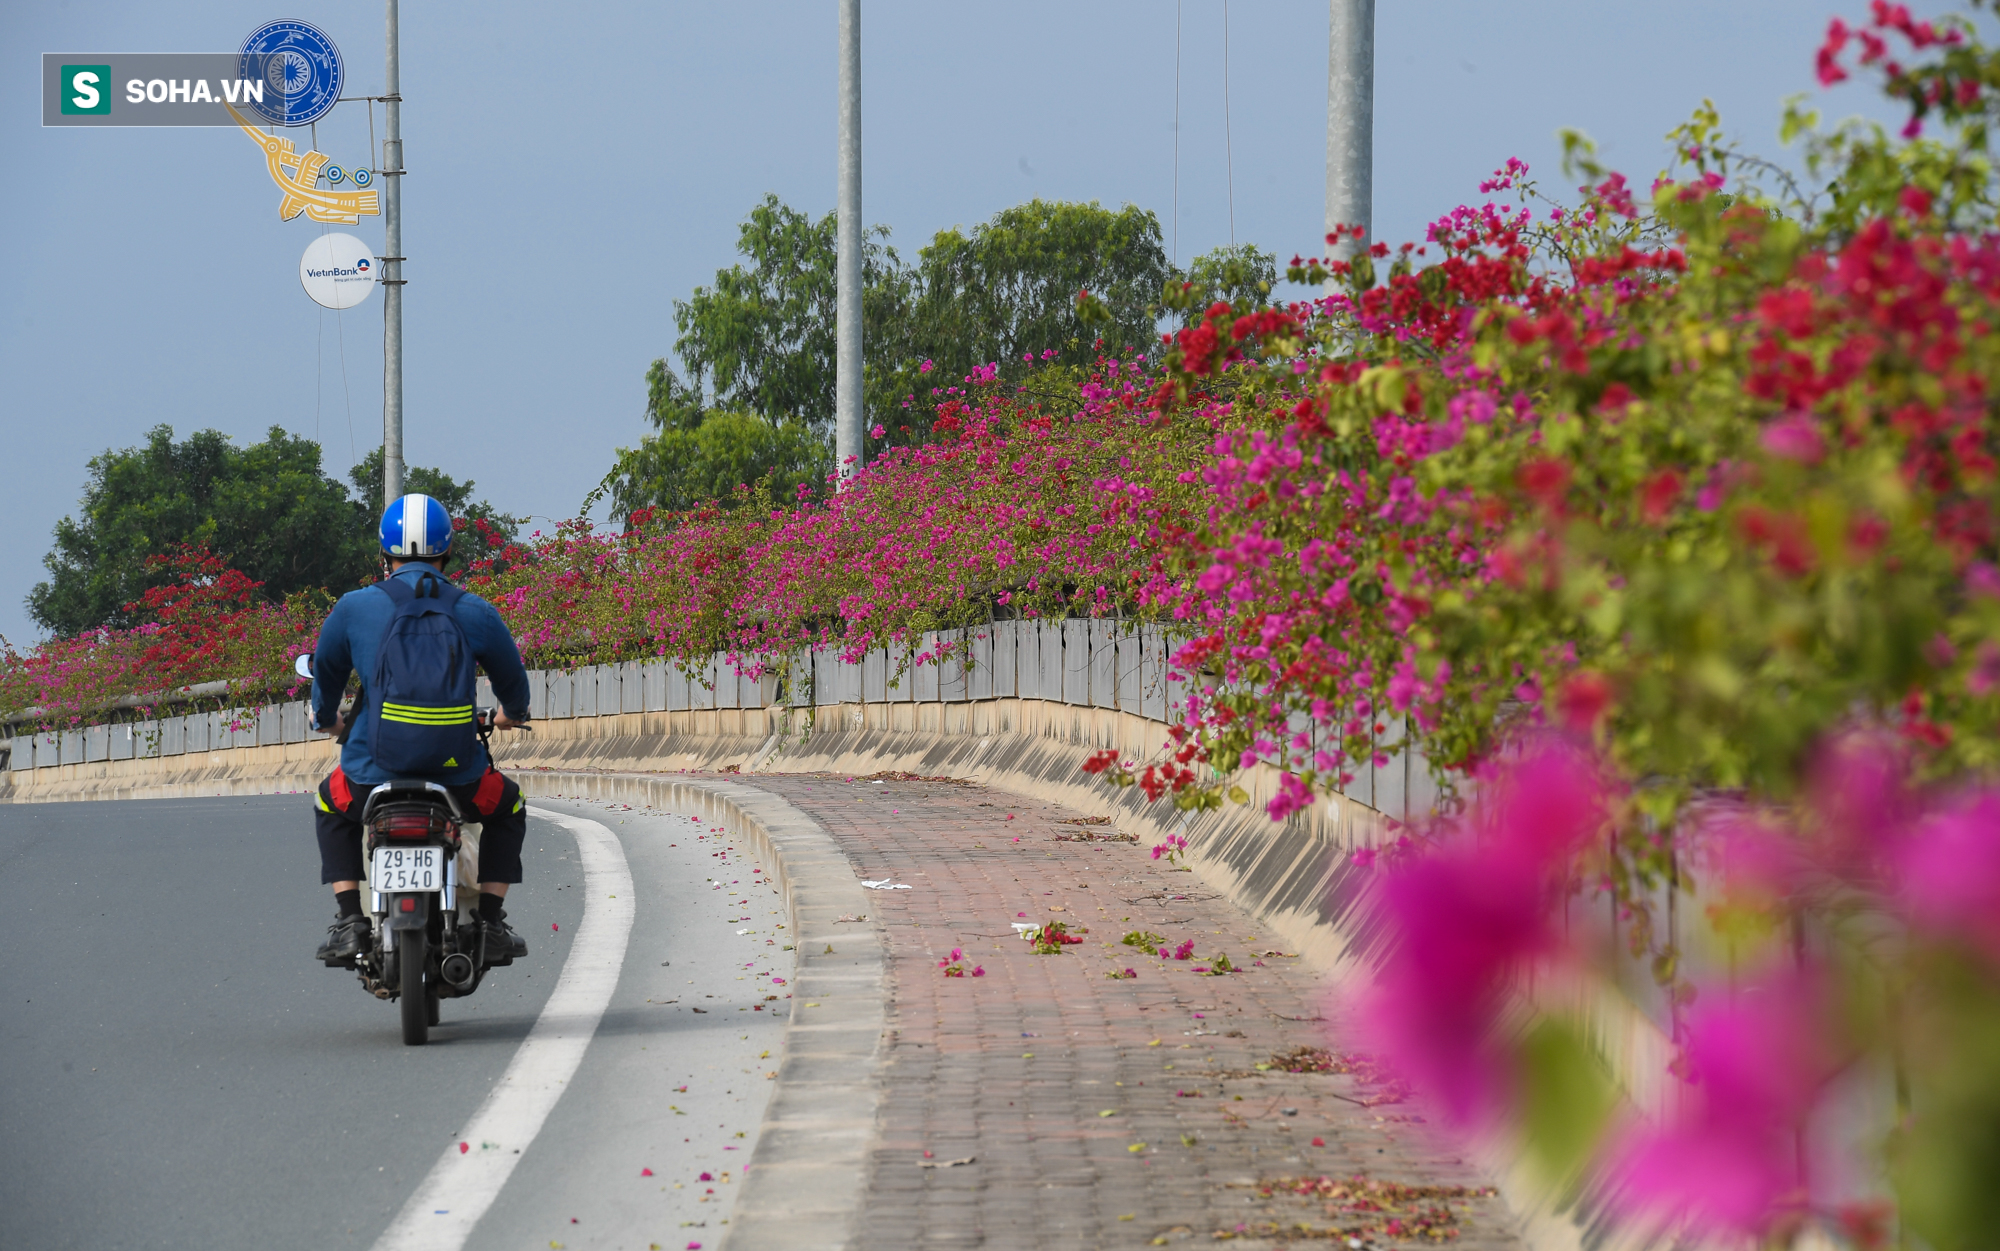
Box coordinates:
[310,564,533,787]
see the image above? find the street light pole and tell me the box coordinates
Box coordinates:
[1325,0,1374,262]
[834,0,862,488]
[381,0,405,507]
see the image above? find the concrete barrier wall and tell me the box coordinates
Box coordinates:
[0,623,1444,820]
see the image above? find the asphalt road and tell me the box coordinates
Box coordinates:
[0,792,792,1251]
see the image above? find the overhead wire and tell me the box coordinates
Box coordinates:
[334,241,357,468]
[323,115,359,466]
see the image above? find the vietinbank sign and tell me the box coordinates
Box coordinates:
[44,20,344,127]
[300,234,376,310]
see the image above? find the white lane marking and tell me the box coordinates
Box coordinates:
[372,809,634,1251]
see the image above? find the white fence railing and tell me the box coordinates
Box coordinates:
[3,618,1440,821]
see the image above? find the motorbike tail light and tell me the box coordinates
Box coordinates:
[374,808,453,840]
[399,897,417,912]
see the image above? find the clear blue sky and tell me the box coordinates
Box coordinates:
[2,0,1902,645]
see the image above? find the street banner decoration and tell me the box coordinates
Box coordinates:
[236,20,343,128]
[227,100,379,223]
[41,29,380,224]
[45,19,400,349]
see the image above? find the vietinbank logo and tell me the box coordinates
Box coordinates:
[300,234,377,310]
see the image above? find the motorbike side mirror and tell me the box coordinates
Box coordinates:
[294,654,314,680]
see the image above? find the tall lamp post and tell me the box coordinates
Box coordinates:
[1325,0,1374,262]
[834,0,862,487]
[381,0,406,507]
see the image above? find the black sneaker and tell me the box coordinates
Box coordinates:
[317,914,372,966]
[478,912,529,966]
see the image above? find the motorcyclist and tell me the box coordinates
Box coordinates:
[309,493,535,966]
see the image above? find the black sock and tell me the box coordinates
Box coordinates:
[334,889,363,919]
[478,893,505,923]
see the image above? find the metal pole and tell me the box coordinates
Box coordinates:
[834,0,862,487]
[381,0,405,507]
[1325,0,1374,263]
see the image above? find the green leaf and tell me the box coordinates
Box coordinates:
[1516,1018,1617,1184]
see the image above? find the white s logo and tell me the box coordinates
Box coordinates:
[70,71,100,111]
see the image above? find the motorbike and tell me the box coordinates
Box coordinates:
[295,654,529,1046]
[356,760,496,1045]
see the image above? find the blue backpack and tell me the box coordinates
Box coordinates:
[366,571,480,775]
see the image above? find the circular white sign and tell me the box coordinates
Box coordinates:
[299,233,377,310]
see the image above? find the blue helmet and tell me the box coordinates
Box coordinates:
[379,493,453,558]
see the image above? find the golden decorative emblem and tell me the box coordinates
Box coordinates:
[226,100,379,224]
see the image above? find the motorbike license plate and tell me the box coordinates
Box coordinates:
[371,845,442,892]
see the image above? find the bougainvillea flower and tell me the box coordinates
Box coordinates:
[1611,975,1838,1237]
[1759,411,1827,463]
[1896,787,2000,964]
[1355,745,1604,1122]
[1359,847,1552,1123]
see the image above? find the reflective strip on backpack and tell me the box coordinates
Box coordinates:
[379,702,476,725]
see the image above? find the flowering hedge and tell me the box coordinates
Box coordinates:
[1071,4,2000,1245]
[458,350,1210,679]
[0,547,316,728]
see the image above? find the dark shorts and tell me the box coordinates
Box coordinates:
[313,765,528,886]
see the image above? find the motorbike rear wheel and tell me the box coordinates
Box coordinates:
[399,929,429,1046]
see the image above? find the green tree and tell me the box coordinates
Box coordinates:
[654,194,1181,471]
[642,356,707,435]
[1180,243,1277,321]
[672,193,913,434]
[346,448,523,569]
[30,427,523,635]
[906,199,1174,382]
[867,199,1175,449]
[604,404,829,519]
[28,425,376,635]
[600,359,829,518]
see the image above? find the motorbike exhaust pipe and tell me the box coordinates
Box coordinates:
[440,952,476,989]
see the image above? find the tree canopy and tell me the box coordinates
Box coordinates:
[669,194,912,434]
[604,362,828,517]
[603,195,1214,521]
[1178,242,1277,321]
[906,198,1174,380]
[30,426,517,636]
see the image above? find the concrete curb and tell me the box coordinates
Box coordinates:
[516,771,884,1251]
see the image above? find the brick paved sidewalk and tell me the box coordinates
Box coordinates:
[742,773,1524,1251]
